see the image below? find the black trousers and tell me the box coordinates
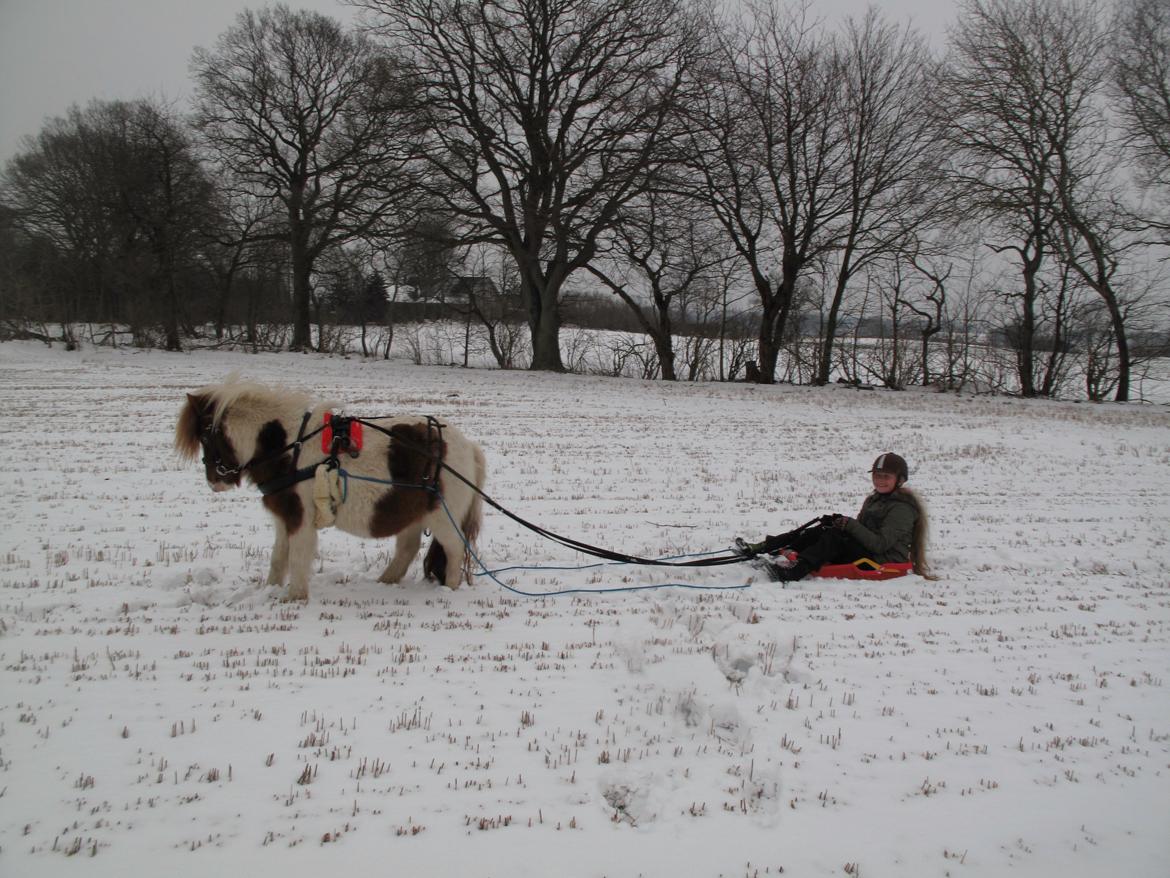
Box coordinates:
[786,526,867,570]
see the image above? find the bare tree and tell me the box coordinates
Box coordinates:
[355,0,708,372]
[686,0,850,384]
[815,10,946,385]
[459,245,529,369]
[191,5,420,351]
[199,184,275,341]
[116,101,218,350]
[3,106,124,332]
[903,242,951,388]
[587,191,729,379]
[945,0,1146,401]
[1112,0,1170,197]
[941,0,1091,397]
[2,99,216,349]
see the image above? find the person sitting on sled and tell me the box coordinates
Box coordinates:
[736,452,930,582]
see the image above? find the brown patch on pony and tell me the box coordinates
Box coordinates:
[368,423,446,539]
[245,420,292,488]
[263,489,304,534]
[250,420,305,532]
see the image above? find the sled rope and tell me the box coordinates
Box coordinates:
[330,465,754,597]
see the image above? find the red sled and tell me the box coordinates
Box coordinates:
[774,550,913,581]
[811,558,913,581]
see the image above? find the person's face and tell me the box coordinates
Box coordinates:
[871,471,898,494]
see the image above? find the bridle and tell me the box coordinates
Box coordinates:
[201,424,240,478]
[201,412,315,481]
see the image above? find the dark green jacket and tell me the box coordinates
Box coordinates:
[843,490,919,563]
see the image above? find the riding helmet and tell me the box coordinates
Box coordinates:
[869,452,909,483]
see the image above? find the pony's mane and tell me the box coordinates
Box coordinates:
[199,376,316,427]
[175,376,318,460]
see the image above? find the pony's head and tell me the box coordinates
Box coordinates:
[175,389,244,492]
[176,378,312,492]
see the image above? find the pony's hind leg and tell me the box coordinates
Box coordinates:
[379,524,423,584]
[427,518,469,590]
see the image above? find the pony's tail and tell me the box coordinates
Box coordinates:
[461,444,486,561]
[900,486,936,580]
[456,445,486,583]
[174,394,204,460]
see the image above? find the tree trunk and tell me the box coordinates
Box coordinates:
[164,265,182,351]
[523,265,566,372]
[818,246,856,385]
[1061,214,1133,402]
[921,326,940,387]
[288,195,314,352]
[756,292,792,385]
[1017,253,1041,398]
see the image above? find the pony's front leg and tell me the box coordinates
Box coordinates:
[285,525,318,602]
[266,521,289,586]
[379,524,423,584]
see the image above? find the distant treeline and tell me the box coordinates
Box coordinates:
[2,0,1170,401]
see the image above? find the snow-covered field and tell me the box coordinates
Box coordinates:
[0,341,1168,878]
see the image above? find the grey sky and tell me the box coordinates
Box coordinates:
[0,0,957,166]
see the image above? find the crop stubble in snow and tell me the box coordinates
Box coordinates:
[0,343,1167,877]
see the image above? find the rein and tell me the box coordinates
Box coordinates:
[246,412,748,570]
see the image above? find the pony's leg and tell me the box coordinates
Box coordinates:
[379,524,423,584]
[266,521,289,586]
[285,526,318,601]
[428,517,468,590]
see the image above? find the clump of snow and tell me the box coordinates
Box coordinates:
[0,341,1167,877]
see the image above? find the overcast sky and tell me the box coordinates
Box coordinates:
[0,0,957,166]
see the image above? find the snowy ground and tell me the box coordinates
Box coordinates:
[0,341,1168,878]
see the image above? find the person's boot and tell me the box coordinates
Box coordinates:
[771,557,814,582]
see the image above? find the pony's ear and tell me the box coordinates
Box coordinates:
[174,393,205,459]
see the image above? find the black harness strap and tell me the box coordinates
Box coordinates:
[424,415,444,494]
[257,414,446,498]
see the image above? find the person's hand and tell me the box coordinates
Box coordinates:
[832,515,850,529]
[820,514,848,529]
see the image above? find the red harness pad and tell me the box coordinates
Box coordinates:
[321,412,363,455]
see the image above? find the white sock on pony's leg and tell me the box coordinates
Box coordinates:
[285,527,318,601]
[266,524,289,586]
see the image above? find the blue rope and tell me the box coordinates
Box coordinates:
[334,466,753,598]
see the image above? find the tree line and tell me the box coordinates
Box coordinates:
[1,0,1168,400]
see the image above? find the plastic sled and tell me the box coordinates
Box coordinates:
[810,557,913,581]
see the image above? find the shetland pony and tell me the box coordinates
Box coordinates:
[175,380,486,601]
